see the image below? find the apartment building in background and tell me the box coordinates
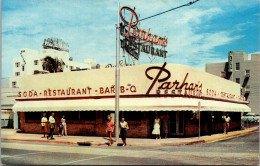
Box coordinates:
[205,51,260,115]
[10,38,97,88]
[1,78,19,128]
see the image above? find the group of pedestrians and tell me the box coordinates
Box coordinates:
[105,115,129,146]
[41,113,129,146]
[41,113,67,140]
[41,113,232,143]
[152,114,170,139]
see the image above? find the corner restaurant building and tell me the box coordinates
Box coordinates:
[13,63,250,137]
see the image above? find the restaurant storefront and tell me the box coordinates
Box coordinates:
[13,63,250,137]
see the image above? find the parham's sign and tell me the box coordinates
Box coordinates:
[17,63,246,103]
[119,6,168,60]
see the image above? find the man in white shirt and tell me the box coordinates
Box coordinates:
[224,114,231,134]
[47,113,55,140]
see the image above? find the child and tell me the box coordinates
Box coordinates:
[58,122,63,136]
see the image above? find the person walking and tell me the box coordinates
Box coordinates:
[41,113,48,138]
[162,114,169,138]
[120,117,129,146]
[58,122,63,137]
[106,115,114,146]
[224,114,231,134]
[61,115,67,136]
[152,115,161,139]
[47,113,55,140]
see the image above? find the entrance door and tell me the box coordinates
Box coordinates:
[168,111,184,136]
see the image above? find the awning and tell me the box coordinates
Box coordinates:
[13,97,251,112]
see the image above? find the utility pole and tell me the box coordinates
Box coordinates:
[115,1,120,143]
[198,101,201,138]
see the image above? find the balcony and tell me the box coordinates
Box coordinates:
[245,70,250,77]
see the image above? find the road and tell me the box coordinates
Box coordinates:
[1,132,259,165]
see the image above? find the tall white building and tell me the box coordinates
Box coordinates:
[10,48,97,88]
[5,38,99,129]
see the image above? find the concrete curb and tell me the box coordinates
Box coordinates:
[1,138,78,145]
[203,127,259,143]
[2,127,258,146]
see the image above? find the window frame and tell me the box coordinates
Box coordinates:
[235,78,240,84]
[12,81,16,88]
[15,72,20,76]
[235,62,240,70]
[15,62,20,67]
[34,60,38,65]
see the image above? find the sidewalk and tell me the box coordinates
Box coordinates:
[1,126,259,146]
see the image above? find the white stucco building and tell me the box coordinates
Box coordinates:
[10,48,97,88]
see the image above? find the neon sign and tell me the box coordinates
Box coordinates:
[119,6,168,60]
[120,7,168,47]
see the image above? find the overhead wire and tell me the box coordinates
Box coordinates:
[133,0,200,23]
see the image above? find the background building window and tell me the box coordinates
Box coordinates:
[22,65,25,71]
[12,81,16,88]
[220,71,226,78]
[15,72,20,76]
[235,63,240,70]
[15,62,20,67]
[235,78,240,84]
[34,60,38,65]
[245,69,250,77]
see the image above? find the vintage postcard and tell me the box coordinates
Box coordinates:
[1,0,259,165]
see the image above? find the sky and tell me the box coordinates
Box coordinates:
[1,0,259,78]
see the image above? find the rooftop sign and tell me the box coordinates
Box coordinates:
[119,7,168,60]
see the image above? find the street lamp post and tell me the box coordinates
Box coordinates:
[115,1,120,143]
[198,101,201,138]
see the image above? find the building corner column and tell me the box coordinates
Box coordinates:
[13,111,18,129]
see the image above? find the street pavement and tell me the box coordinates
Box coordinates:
[1,132,259,165]
[1,126,259,146]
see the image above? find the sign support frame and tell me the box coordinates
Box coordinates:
[115,1,120,143]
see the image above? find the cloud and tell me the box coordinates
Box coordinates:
[1,0,259,78]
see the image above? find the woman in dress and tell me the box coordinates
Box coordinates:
[61,115,67,136]
[152,115,160,139]
[120,117,129,146]
[41,113,48,138]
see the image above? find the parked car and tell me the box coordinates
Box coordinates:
[242,113,259,122]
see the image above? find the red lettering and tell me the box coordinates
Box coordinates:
[29,91,33,97]
[100,87,104,94]
[53,90,56,96]
[88,88,92,94]
[61,89,65,96]
[18,92,21,97]
[110,86,115,93]
[82,88,87,95]
[120,86,125,93]
[66,89,70,95]
[34,91,38,97]
[76,89,81,95]
[57,89,61,95]
[44,90,47,96]
[130,85,137,92]
[105,87,110,94]
[71,89,75,95]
